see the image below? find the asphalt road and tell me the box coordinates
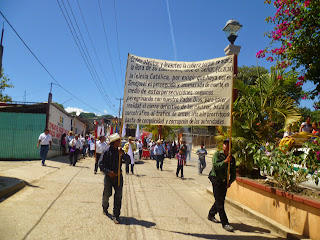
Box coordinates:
[0,153,285,240]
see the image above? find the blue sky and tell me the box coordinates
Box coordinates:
[0,0,314,116]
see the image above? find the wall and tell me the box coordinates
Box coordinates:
[47,104,71,158]
[74,117,86,136]
[227,177,320,240]
[0,112,46,159]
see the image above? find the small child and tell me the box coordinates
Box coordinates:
[176,149,185,178]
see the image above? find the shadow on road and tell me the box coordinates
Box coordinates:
[163,230,285,240]
[231,223,270,234]
[135,174,146,177]
[121,216,156,228]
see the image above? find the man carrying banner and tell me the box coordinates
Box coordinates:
[208,139,236,232]
[99,133,129,224]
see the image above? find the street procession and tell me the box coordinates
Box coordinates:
[1,1,320,239]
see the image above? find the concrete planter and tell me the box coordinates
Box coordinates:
[227,177,320,240]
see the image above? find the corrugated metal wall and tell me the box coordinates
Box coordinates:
[0,112,46,159]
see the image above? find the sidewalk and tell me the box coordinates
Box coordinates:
[0,155,72,201]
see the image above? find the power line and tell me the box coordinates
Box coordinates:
[113,0,124,85]
[65,0,115,109]
[97,0,123,95]
[0,11,104,114]
[57,0,115,111]
[76,0,115,96]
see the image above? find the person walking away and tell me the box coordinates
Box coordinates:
[180,141,188,165]
[208,139,236,232]
[60,133,67,155]
[95,136,109,174]
[37,128,52,166]
[299,116,312,133]
[187,141,192,162]
[175,149,185,178]
[123,136,137,174]
[196,143,207,174]
[167,143,171,159]
[154,140,165,170]
[67,131,73,154]
[89,138,95,157]
[137,140,143,160]
[80,135,86,158]
[69,134,83,166]
[99,133,129,224]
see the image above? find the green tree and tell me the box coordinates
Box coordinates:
[258,0,320,103]
[0,68,13,102]
[238,65,268,85]
[223,68,302,174]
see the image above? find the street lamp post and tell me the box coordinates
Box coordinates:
[223,19,242,185]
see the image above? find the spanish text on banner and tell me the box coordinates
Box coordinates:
[123,54,234,126]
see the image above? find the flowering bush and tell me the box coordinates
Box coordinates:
[249,137,320,192]
[259,0,320,107]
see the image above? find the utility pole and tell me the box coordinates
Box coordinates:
[116,98,123,133]
[46,83,53,129]
[0,22,4,70]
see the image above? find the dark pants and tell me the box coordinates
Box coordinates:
[156,154,164,169]
[126,162,134,173]
[39,145,49,165]
[102,174,123,217]
[139,149,142,160]
[69,149,80,166]
[208,177,229,226]
[198,159,206,174]
[176,165,183,177]
[95,153,101,172]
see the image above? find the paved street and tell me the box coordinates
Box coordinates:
[0,153,285,240]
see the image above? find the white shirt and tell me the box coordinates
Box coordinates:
[137,142,143,150]
[69,138,83,149]
[39,133,52,145]
[96,141,109,154]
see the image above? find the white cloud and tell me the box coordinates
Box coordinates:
[65,107,89,116]
[103,110,108,114]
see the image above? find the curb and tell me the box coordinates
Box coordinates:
[206,187,310,240]
[0,179,26,201]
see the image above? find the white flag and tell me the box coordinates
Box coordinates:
[121,124,126,138]
[135,124,140,139]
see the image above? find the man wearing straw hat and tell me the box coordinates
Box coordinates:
[207,139,236,232]
[99,133,129,224]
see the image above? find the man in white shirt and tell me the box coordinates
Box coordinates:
[69,134,83,166]
[137,140,143,160]
[37,129,52,166]
[95,136,109,174]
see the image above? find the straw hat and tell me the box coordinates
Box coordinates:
[109,133,121,143]
[128,136,134,141]
[157,140,161,144]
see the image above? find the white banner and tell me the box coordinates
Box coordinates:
[123,54,234,126]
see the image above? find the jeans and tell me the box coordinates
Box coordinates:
[39,145,49,165]
[198,158,206,174]
[69,149,80,166]
[126,163,134,173]
[102,174,123,217]
[95,153,101,172]
[156,154,164,169]
[176,165,183,177]
[208,177,229,226]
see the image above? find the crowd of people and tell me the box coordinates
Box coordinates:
[36,129,241,232]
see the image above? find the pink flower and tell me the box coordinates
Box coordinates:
[266,57,274,62]
[302,95,307,100]
[295,81,303,87]
[298,75,305,81]
[316,151,320,156]
[277,75,282,80]
[304,0,310,7]
[256,50,266,58]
